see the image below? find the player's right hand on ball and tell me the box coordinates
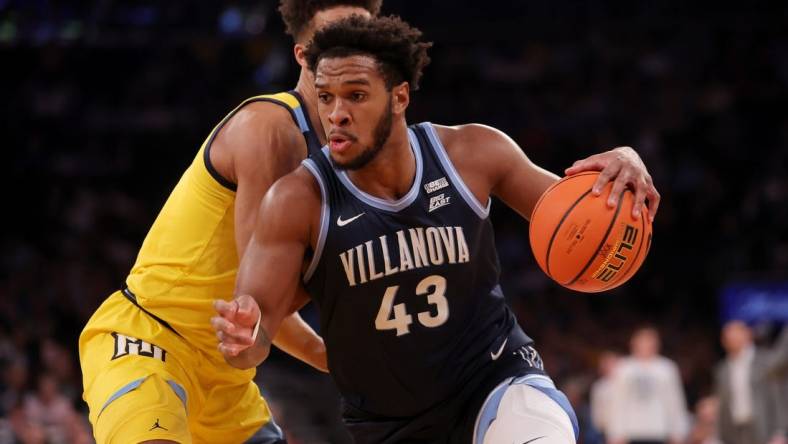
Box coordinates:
[212,295,260,357]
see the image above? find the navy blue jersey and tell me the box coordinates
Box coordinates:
[302,122,538,441]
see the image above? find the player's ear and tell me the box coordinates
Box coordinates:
[294,43,309,68]
[392,82,410,115]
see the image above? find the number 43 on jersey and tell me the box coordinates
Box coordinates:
[375,275,449,336]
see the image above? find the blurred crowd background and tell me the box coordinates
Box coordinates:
[2,0,787,443]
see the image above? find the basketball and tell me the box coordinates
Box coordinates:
[529,172,653,293]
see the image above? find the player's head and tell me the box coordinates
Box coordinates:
[630,326,660,359]
[305,15,431,170]
[278,0,382,69]
[721,320,752,355]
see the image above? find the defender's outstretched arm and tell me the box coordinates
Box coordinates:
[212,167,321,369]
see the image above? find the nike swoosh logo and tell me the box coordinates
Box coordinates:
[337,213,365,227]
[522,436,546,444]
[490,338,508,360]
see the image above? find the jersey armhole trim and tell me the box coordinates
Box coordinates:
[421,122,492,219]
[203,145,237,191]
[202,95,304,192]
[301,158,330,283]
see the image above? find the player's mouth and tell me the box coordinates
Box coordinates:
[329,131,355,154]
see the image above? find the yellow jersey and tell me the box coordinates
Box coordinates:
[124,90,320,366]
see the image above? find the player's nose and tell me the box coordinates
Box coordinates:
[327,99,351,127]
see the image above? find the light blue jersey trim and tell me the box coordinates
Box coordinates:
[99,378,145,416]
[473,375,579,443]
[292,105,310,133]
[473,377,512,444]
[302,158,330,283]
[421,122,491,219]
[166,380,188,410]
[329,128,423,212]
[98,377,188,418]
[522,377,580,440]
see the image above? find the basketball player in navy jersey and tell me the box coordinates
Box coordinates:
[213,15,660,443]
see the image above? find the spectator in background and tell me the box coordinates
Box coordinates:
[23,373,90,444]
[608,326,688,444]
[6,398,46,444]
[0,358,28,418]
[591,350,620,440]
[769,325,788,379]
[769,325,788,444]
[563,376,604,444]
[687,396,721,444]
[715,321,786,444]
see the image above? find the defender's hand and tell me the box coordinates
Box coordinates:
[212,295,260,358]
[565,146,660,222]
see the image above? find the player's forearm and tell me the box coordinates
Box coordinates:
[224,327,273,369]
[273,313,328,372]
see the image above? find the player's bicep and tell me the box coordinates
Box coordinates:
[235,176,314,336]
[236,227,305,319]
[488,130,559,220]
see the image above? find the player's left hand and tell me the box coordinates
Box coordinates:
[212,295,259,358]
[565,146,660,222]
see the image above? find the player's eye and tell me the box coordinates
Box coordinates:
[351,92,366,102]
[318,93,332,104]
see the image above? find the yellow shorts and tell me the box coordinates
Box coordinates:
[79,291,276,444]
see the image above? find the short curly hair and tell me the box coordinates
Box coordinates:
[304,15,432,91]
[278,0,382,41]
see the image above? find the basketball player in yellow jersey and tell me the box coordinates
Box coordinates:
[78,2,383,443]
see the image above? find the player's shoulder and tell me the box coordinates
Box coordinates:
[263,166,322,210]
[431,123,511,146]
[427,123,518,177]
[219,98,304,150]
[210,96,308,183]
[429,123,515,157]
[255,165,321,239]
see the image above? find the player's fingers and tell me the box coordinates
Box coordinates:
[210,316,254,344]
[565,156,605,176]
[607,172,630,207]
[592,160,622,196]
[210,315,235,334]
[215,328,254,346]
[218,342,248,358]
[235,295,260,325]
[647,188,661,222]
[214,299,238,319]
[632,185,647,219]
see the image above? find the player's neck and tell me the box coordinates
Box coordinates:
[346,121,414,201]
[294,69,327,145]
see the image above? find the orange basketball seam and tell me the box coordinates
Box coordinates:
[544,188,594,279]
[565,190,627,287]
[529,171,598,222]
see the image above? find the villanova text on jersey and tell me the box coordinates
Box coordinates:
[338,226,471,287]
[301,122,536,438]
